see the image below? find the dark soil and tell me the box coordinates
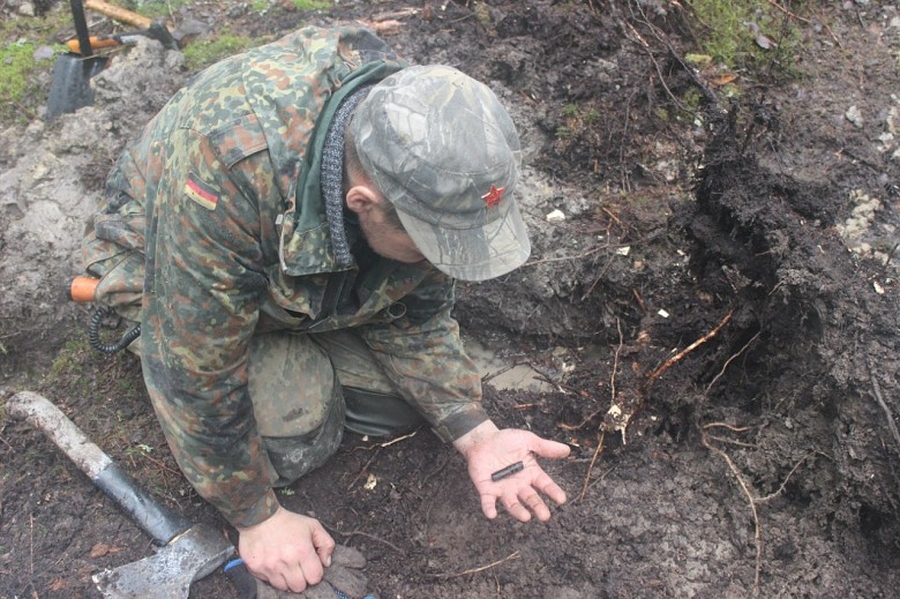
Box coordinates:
[3,1,900,598]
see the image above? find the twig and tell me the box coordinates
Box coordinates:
[706,331,761,392]
[611,318,623,399]
[432,550,521,579]
[334,529,402,553]
[705,434,757,449]
[0,433,14,450]
[581,252,619,301]
[578,432,605,504]
[137,450,182,477]
[647,309,734,384]
[379,430,417,448]
[347,449,381,490]
[866,356,900,450]
[621,19,689,114]
[764,0,811,24]
[702,422,754,433]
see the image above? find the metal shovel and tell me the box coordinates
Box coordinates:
[46,0,109,120]
[7,391,249,598]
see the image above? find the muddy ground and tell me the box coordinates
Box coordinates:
[3,0,900,597]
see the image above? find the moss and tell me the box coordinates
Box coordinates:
[0,39,60,124]
[688,0,804,78]
[289,0,330,10]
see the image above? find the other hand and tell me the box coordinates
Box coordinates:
[237,505,335,593]
[453,421,570,522]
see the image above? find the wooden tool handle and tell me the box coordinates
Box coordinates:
[8,391,192,545]
[84,0,152,28]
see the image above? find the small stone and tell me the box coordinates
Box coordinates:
[845,105,863,128]
[546,209,566,223]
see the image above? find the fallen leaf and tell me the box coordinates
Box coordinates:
[711,74,738,86]
[90,543,125,558]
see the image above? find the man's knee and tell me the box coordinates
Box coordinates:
[264,385,346,486]
[248,331,343,484]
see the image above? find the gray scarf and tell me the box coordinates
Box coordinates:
[320,85,373,268]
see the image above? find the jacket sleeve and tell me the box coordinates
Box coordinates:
[139,125,281,528]
[359,268,490,442]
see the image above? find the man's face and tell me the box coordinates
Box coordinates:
[358,204,427,264]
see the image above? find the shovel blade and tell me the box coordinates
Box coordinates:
[91,524,233,599]
[46,53,108,120]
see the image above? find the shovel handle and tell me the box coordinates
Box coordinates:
[7,391,193,546]
[84,0,152,29]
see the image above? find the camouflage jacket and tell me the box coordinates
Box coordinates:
[93,27,488,528]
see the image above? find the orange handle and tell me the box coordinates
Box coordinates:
[66,36,122,53]
[68,276,100,302]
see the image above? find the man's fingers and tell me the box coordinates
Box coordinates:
[282,563,312,593]
[480,493,500,519]
[501,495,533,522]
[312,526,336,568]
[531,437,572,459]
[534,471,568,506]
[520,490,551,521]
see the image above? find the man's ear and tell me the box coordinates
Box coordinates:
[345,185,384,215]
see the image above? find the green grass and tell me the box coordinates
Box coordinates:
[688,0,805,77]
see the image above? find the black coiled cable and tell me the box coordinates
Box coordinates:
[88,305,141,355]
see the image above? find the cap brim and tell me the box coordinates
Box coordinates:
[396,199,531,282]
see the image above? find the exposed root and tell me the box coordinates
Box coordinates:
[432,550,521,579]
[756,453,815,503]
[578,431,606,504]
[700,433,762,595]
[706,331,761,392]
[700,431,817,595]
[866,355,900,452]
[647,308,734,385]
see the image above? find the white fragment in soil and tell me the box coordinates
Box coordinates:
[546,209,566,223]
[874,280,885,294]
[616,246,631,256]
[845,105,864,128]
[364,473,377,490]
[658,309,670,318]
[836,189,882,254]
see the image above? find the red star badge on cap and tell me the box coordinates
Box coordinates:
[482,185,505,209]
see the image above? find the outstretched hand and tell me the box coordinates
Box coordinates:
[237,505,335,593]
[453,421,571,522]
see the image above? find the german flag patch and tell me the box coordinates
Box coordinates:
[185,175,219,210]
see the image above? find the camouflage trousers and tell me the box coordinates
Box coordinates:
[248,329,425,486]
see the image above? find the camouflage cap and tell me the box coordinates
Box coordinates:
[350,65,530,282]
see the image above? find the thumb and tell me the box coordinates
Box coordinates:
[529,436,571,460]
[311,525,336,568]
